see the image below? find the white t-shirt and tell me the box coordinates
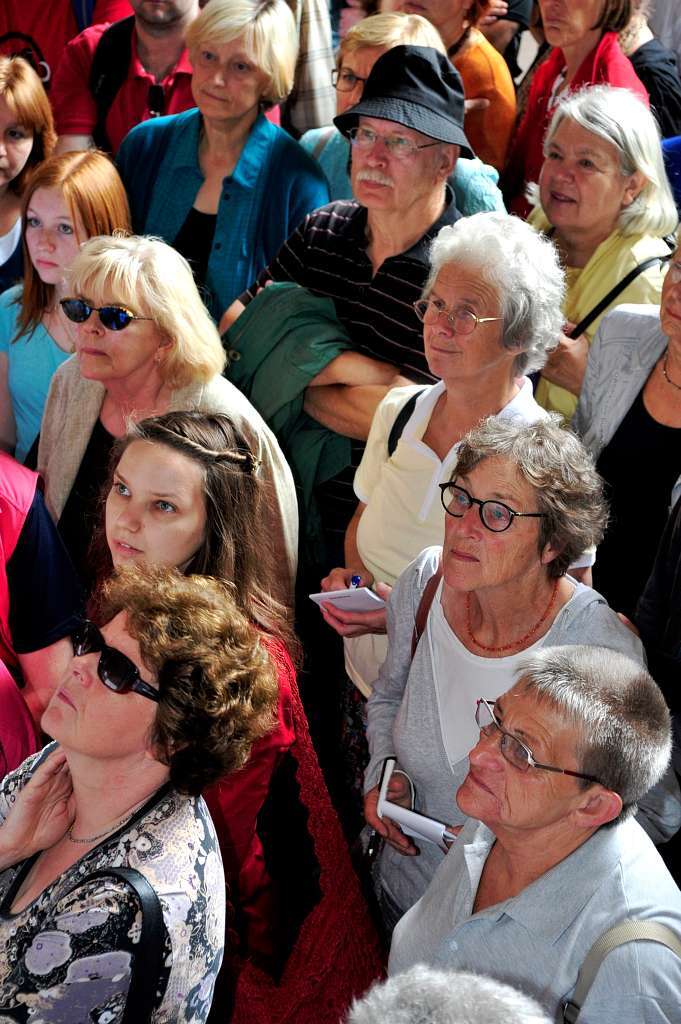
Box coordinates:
[353,378,544,588]
[0,218,20,267]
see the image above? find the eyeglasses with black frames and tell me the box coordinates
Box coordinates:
[475,697,602,784]
[414,296,503,336]
[439,481,547,533]
[332,67,368,92]
[70,620,160,703]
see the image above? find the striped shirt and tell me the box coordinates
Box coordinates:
[243,195,460,383]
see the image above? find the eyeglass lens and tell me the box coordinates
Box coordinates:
[416,300,478,335]
[442,484,513,530]
[71,622,142,694]
[476,700,530,771]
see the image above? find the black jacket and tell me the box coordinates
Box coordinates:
[630,38,681,139]
[636,496,681,712]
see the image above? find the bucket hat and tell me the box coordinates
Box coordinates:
[334,45,473,158]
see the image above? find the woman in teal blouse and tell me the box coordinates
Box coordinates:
[117,0,329,321]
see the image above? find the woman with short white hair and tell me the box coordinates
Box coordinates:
[320,211,567,694]
[37,234,298,604]
[117,0,329,319]
[529,84,679,418]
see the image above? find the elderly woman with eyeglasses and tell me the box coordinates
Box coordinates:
[0,562,280,1022]
[388,645,681,1021]
[361,414,680,932]
[320,212,568,695]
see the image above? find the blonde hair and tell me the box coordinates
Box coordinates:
[67,235,226,389]
[0,55,56,196]
[186,0,298,107]
[339,12,445,62]
[16,151,131,342]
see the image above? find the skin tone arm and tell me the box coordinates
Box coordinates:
[320,502,391,635]
[220,298,245,335]
[541,322,590,397]
[0,353,16,453]
[0,748,74,870]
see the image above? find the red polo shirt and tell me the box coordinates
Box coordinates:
[51,20,195,154]
[0,0,131,89]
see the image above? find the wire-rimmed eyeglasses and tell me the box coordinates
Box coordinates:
[475,698,602,785]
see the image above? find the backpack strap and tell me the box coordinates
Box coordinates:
[74,867,165,1023]
[72,0,97,34]
[562,919,681,1024]
[387,390,426,458]
[411,561,443,659]
[89,16,136,153]
[570,247,674,340]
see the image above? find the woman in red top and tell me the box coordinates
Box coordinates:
[502,0,648,216]
[96,410,383,1022]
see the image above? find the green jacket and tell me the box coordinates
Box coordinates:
[225,283,352,567]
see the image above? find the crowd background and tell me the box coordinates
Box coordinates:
[0,0,680,1022]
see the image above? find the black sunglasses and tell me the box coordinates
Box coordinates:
[70,621,159,703]
[60,298,153,332]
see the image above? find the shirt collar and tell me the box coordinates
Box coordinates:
[497,378,548,423]
[486,822,630,944]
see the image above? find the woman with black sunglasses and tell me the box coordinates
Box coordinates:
[0,561,278,1022]
[361,414,672,934]
[35,233,298,606]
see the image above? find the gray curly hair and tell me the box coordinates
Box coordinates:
[453,415,608,578]
[424,212,566,377]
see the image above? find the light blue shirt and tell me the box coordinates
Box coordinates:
[299,126,505,215]
[389,816,681,1023]
[118,108,329,319]
[0,286,71,463]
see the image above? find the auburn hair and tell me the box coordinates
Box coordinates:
[0,55,56,196]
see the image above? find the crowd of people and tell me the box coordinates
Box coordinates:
[0,0,680,1021]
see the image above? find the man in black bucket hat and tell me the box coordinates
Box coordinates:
[222,46,472,559]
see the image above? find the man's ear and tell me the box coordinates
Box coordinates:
[437,143,459,180]
[573,786,623,830]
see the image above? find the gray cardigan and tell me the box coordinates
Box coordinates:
[573,303,680,507]
[37,357,299,606]
[366,546,679,916]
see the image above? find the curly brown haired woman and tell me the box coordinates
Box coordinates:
[0,561,278,1022]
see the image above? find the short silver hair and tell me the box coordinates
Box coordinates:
[530,84,679,238]
[517,645,672,826]
[424,213,565,377]
[454,415,607,578]
[347,967,552,1024]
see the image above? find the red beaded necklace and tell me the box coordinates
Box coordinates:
[466,578,560,654]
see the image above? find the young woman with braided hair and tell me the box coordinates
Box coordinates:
[95,411,383,1024]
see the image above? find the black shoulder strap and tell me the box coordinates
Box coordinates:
[81,867,165,1023]
[89,16,136,153]
[387,390,426,457]
[570,246,674,339]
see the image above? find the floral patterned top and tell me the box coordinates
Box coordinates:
[0,746,225,1023]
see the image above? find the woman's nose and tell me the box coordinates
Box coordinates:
[469,730,505,770]
[72,654,98,689]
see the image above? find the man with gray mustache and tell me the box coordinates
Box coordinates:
[222,45,473,564]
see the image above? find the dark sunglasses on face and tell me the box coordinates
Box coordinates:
[70,620,160,703]
[60,298,153,332]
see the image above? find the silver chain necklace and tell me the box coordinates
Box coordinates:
[66,805,143,845]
